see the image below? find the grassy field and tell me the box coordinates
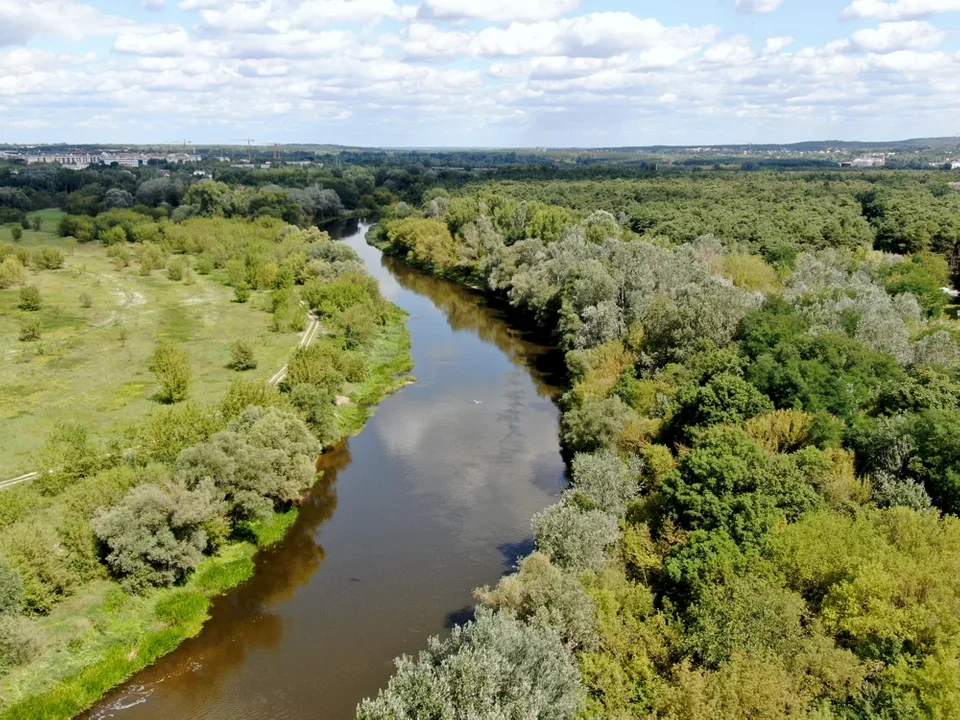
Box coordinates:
[0,210,67,246]
[0,232,302,476]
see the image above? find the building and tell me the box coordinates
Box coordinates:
[850,154,886,168]
[952,161,960,170]
[26,153,97,167]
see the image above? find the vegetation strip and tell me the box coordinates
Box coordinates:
[0,212,412,719]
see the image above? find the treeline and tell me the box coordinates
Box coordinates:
[358,185,960,718]
[0,218,409,716]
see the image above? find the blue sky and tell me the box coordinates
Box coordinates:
[2,0,960,147]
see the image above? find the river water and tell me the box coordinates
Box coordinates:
[83,220,567,720]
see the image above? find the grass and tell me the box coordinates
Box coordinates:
[0,210,68,247]
[335,304,415,439]
[0,542,257,719]
[0,239,301,477]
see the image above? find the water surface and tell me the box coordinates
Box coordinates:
[84,220,567,720]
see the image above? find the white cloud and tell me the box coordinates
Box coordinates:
[736,0,783,13]
[851,20,945,51]
[0,0,142,46]
[418,0,580,23]
[114,28,194,56]
[401,23,470,59]
[471,13,719,59]
[843,0,960,19]
[764,35,795,53]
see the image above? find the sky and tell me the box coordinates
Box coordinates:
[1,0,960,147]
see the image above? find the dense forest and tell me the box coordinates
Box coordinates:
[357,173,960,718]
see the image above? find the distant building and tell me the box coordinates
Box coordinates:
[851,154,886,168]
[952,161,960,170]
[26,153,97,167]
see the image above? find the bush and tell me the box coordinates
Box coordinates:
[532,502,619,573]
[234,282,251,303]
[166,257,186,281]
[220,378,289,420]
[10,226,22,242]
[32,246,63,270]
[18,285,41,311]
[0,559,24,616]
[289,383,337,443]
[175,407,320,521]
[149,341,191,404]
[561,396,634,454]
[0,616,43,670]
[195,254,214,275]
[79,292,93,309]
[357,608,583,720]
[93,481,225,590]
[0,256,25,288]
[569,449,641,515]
[18,316,42,342]
[229,339,258,371]
[106,244,131,269]
[31,216,42,231]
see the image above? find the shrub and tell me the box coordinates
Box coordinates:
[0,616,43,670]
[229,339,258,371]
[220,378,289,420]
[289,383,337,443]
[532,502,619,573]
[194,254,214,275]
[569,449,642,516]
[166,257,186,281]
[234,282,251,304]
[18,285,41,311]
[149,341,191,404]
[79,292,93,309]
[0,256,25,288]
[561,396,635,454]
[18,316,42,342]
[138,402,223,462]
[175,407,321,522]
[32,246,63,270]
[93,481,225,591]
[31,216,42,232]
[357,608,583,720]
[0,559,24,616]
[10,226,22,242]
[106,244,130,269]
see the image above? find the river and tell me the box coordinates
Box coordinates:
[83,220,568,720]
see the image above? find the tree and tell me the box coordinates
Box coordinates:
[30,216,43,232]
[234,282,251,303]
[104,188,133,209]
[532,501,619,573]
[93,480,225,590]
[229,339,258,371]
[0,558,24,616]
[10,226,22,242]
[150,341,192,403]
[357,608,583,720]
[18,316,42,342]
[668,373,774,444]
[175,406,320,521]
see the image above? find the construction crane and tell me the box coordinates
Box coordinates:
[230,138,256,163]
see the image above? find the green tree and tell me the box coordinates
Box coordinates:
[93,480,225,590]
[357,608,583,720]
[18,285,41,311]
[10,226,22,242]
[229,339,258,371]
[150,341,192,404]
[18,316,42,342]
[31,215,43,232]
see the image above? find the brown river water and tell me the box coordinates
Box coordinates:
[82,220,568,720]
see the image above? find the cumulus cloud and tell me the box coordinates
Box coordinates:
[851,20,945,51]
[736,0,783,13]
[3,0,960,145]
[0,0,141,46]
[418,0,580,23]
[843,0,960,19]
[764,35,795,53]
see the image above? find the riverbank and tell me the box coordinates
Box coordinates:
[0,299,413,720]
